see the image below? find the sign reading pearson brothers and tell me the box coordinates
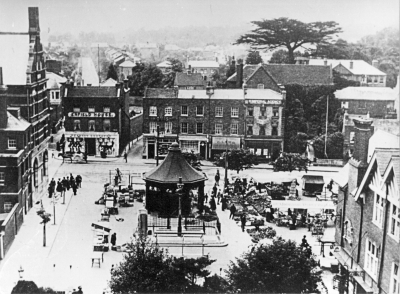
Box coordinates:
[67,112,116,118]
[212,137,240,150]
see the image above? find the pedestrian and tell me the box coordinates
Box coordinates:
[204,193,208,203]
[215,170,220,186]
[72,180,77,196]
[50,178,56,189]
[69,173,74,185]
[209,197,216,211]
[56,179,63,194]
[123,152,128,163]
[212,184,217,197]
[229,204,237,219]
[76,175,82,188]
[111,232,117,247]
[48,185,54,198]
[66,176,70,190]
[301,235,309,248]
[76,286,83,294]
[221,195,227,211]
[240,214,246,232]
[217,191,221,204]
[62,177,68,190]
[52,152,55,158]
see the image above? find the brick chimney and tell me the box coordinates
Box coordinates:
[352,117,373,166]
[350,61,353,70]
[0,68,8,129]
[28,7,40,37]
[236,59,243,89]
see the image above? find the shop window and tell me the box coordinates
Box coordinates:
[8,138,17,149]
[196,123,203,134]
[365,239,379,277]
[196,106,204,116]
[149,106,157,116]
[73,120,81,131]
[103,119,111,132]
[247,125,253,135]
[165,107,172,116]
[181,122,188,134]
[215,107,223,117]
[88,106,95,113]
[181,106,188,116]
[389,203,400,240]
[181,141,198,153]
[215,124,223,135]
[231,107,239,117]
[4,202,13,213]
[89,120,95,131]
[230,123,238,135]
[150,122,157,133]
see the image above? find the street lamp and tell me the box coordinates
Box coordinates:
[206,83,214,160]
[18,265,24,280]
[177,177,184,237]
[224,139,228,192]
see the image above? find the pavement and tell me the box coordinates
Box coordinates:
[0,137,340,294]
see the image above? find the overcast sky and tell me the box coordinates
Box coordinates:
[0,0,398,42]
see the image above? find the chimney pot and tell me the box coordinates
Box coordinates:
[350,61,354,69]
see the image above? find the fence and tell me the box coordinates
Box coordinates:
[148,216,220,235]
[0,204,23,260]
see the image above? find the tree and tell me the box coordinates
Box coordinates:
[269,49,305,64]
[162,58,183,88]
[271,152,309,172]
[245,51,263,65]
[36,203,51,247]
[12,281,59,294]
[127,63,164,96]
[236,18,342,64]
[226,237,321,293]
[213,149,258,174]
[107,63,118,80]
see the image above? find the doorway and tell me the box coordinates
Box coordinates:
[148,143,155,159]
[200,142,206,159]
[86,138,96,155]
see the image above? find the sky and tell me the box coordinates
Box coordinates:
[0,0,398,42]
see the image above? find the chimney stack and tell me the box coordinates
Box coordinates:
[350,61,353,70]
[28,7,40,37]
[236,59,243,89]
[0,67,8,128]
[372,60,379,68]
[324,58,328,66]
[352,117,373,167]
[231,56,236,68]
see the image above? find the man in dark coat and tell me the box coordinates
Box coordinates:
[111,233,117,247]
[62,177,68,191]
[72,180,78,196]
[229,204,237,219]
[50,178,56,190]
[215,170,220,186]
[76,175,82,188]
[56,179,63,194]
[240,214,247,232]
[209,197,216,211]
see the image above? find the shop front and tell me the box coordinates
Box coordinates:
[64,131,120,157]
[178,135,208,159]
[143,134,177,159]
[245,139,283,160]
[211,136,242,158]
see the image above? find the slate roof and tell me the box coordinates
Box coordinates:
[174,72,205,87]
[66,86,119,98]
[335,87,397,101]
[309,59,386,76]
[227,64,333,86]
[368,130,400,162]
[46,72,67,89]
[374,149,399,176]
[187,61,219,68]
[386,156,400,188]
[178,89,282,100]
[144,142,207,184]
[145,88,177,98]
[0,112,30,131]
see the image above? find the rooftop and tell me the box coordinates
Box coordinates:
[65,86,119,98]
[46,72,67,89]
[368,129,400,162]
[178,89,282,100]
[156,61,172,68]
[0,34,30,85]
[0,111,30,131]
[174,72,206,87]
[100,78,117,87]
[309,59,386,76]
[187,60,219,68]
[374,148,399,176]
[335,86,398,101]
[119,60,136,68]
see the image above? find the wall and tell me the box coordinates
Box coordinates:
[130,113,143,143]
[0,203,23,259]
[347,100,394,118]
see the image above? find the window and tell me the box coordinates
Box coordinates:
[149,106,157,116]
[73,107,80,113]
[247,107,253,117]
[73,120,81,131]
[0,172,5,182]
[259,126,265,136]
[181,122,188,134]
[350,132,355,143]
[4,202,12,213]
[373,193,384,228]
[165,107,172,116]
[196,123,203,134]
[150,122,157,133]
[55,91,60,99]
[365,239,379,277]
[196,106,204,116]
[389,203,400,240]
[341,101,349,109]
[379,77,384,83]
[273,107,279,117]
[231,123,238,135]
[215,107,223,117]
[181,106,188,116]
[88,120,95,131]
[390,263,399,294]
[247,125,253,135]
[103,119,111,132]
[88,106,95,113]
[257,84,265,89]
[272,126,278,136]
[231,107,239,117]
[215,124,223,135]
[165,122,172,134]
[8,138,17,149]
[103,107,111,113]
[260,106,266,117]
[181,141,198,153]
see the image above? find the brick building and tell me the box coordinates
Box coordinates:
[61,81,130,157]
[47,72,66,133]
[0,7,51,204]
[142,86,285,160]
[332,117,400,294]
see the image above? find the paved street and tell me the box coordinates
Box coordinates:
[0,139,339,293]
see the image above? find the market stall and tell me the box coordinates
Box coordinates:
[301,175,325,197]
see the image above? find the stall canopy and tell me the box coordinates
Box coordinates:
[301,175,325,184]
[144,142,207,184]
[271,200,335,210]
[91,222,111,232]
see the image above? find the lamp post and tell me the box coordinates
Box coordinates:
[177,177,184,237]
[156,125,160,166]
[206,83,214,160]
[18,265,24,280]
[224,139,228,192]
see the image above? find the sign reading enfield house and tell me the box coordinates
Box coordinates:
[68,112,116,118]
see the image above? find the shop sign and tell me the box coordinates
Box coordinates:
[246,100,281,105]
[212,137,240,150]
[68,112,116,118]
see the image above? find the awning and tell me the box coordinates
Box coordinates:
[91,222,111,232]
[302,175,325,184]
[271,200,335,209]
[178,135,207,141]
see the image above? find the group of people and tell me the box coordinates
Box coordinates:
[48,173,83,198]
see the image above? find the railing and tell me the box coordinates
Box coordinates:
[148,216,220,235]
